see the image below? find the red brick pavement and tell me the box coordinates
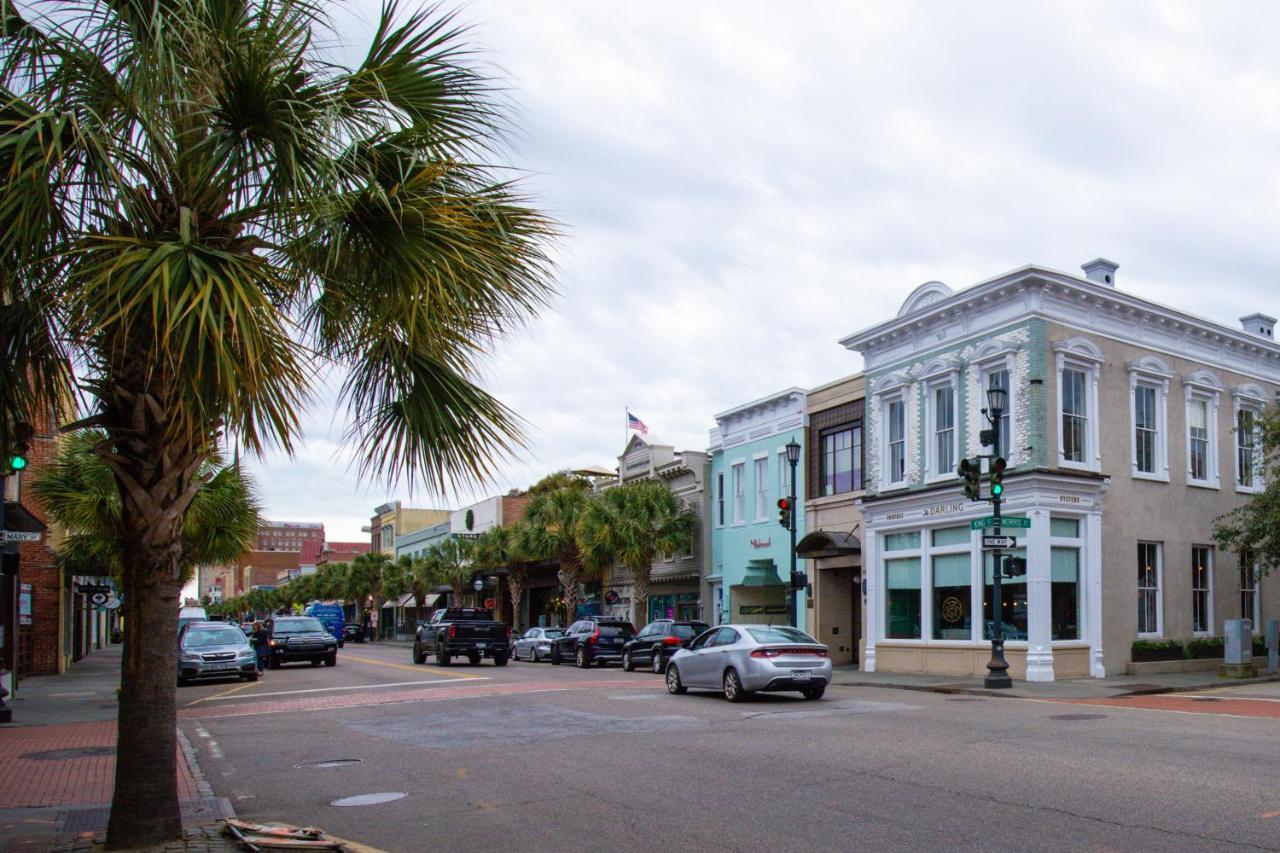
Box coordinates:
[1052,694,1280,719]
[0,721,199,808]
[180,678,650,720]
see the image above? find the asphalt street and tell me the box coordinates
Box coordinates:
[177,642,1280,852]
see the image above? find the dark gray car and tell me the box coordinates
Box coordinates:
[178,621,258,685]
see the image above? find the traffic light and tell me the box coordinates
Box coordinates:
[6,422,31,473]
[790,571,808,591]
[990,457,1007,498]
[777,497,792,530]
[958,457,981,501]
[1003,556,1027,577]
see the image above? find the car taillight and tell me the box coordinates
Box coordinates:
[662,636,683,645]
[448,626,456,638]
[750,648,780,659]
[751,647,827,658]
[588,626,600,643]
[505,626,512,640]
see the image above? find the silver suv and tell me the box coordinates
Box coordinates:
[178,621,259,685]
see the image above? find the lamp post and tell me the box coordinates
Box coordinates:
[473,577,485,609]
[784,439,802,629]
[982,383,1012,689]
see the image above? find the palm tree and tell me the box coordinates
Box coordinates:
[425,536,475,607]
[32,430,259,583]
[0,4,555,843]
[579,480,697,627]
[523,473,594,622]
[472,523,531,624]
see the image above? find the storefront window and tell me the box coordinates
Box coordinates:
[885,557,921,639]
[884,531,920,551]
[932,553,971,639]
[983,549,1028,641]
[1051,547,1080,640]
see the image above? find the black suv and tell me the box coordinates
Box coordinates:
[622,619,710,674]
[549,618,636,668]
[265,616,338,668]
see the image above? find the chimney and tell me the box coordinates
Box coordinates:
[1081,258,1118,287]
[1240,313,1276,340]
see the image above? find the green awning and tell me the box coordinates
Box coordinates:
[736,561,783,587]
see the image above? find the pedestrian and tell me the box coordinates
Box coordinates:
[251,621,269,673]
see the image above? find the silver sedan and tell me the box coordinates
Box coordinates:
[512,627,565,662]
[665,624,832,702]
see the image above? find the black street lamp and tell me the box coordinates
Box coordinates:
[784,439,802,628]
[982,385,1012,689]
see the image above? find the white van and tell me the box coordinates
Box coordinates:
[178,606,209,636]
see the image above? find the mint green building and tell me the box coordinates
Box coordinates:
[707,388,807,630]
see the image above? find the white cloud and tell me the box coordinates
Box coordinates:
[249,0,1280,540]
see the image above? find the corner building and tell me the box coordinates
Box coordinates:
[841,260,1279,680]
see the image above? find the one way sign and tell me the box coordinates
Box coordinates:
[982,535,1017,550]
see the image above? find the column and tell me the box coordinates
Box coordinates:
[863,530,879,672]
[1024,508,1054,681]
[1086,511,1105,678]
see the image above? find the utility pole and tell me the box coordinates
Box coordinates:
[783,440,803,628]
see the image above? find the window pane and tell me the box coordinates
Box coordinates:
[1192,546,1211,634]
[1134,385,1157,474]
[885,557,922,639]
[988,369,1011,458]
[1051,547,1080,640]
[932,553,972,640]
[935,384,955,474]
[1189,398,1209,481]
[851,425,864,490]
[884,531,920,552]
[888,400,906,482]
[1062,368,1087,463]
[1238,409,1257,487]
[754,458,768,518]
[931,526,969,547]
[1137,542,1160,634]
[1050,517,1080,538]
[982,549,1028,640]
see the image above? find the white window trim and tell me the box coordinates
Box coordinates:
[1127,358,1171,482]
[730,460,746,526]
[924,375,959,484]
[1191,545,1214,637]
[752,455,770,523]
[880,390,908,489]
[1232,386,1266,495]
[1056,355,1102,472]
[1184,379,1221,490]
[1137,541,1163,639]
[977,356,1017,465]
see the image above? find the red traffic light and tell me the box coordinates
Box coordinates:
[776,498,791,510]
[991,457,1007,475]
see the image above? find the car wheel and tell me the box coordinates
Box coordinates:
[436,645,451,666]
[651,651,664,674]
[575,646,590,669]
[324,654,336,667]
[666,664,687,695]
[622,651,634,672]
[467,653,481,666]
[177,676,190,687]
[493,652,509,667]
[242,672,259,682]
[268,655,281,670]
[723,668,748,703]
[531,648,540,663]
[412,642,427,665]
[802,685,825,701]
[550,646,561,665]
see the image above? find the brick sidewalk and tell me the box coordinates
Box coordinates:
[1052,693,1280,719]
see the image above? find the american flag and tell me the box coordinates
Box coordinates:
[627,411,648,434]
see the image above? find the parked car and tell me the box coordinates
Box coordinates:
[622,619,709,674]
[264,616,338,668]
[512,627,565,662]
[303,602,346,648]
[343,623,362,643]
[177,621,258,685]
[549,618,636,668]
[413,608,511,666]
[665,624,831,702]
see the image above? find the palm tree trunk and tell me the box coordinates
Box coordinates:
[98,383,205,848]
[631,569,650,628]
[557,558,583,624]
[507,567,526,629]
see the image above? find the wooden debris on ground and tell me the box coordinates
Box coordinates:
[221,818,353,852]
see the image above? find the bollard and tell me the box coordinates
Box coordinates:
[1268,619,1279,672]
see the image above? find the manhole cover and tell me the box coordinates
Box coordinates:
[1048,713,1107,721]
[945,697,984,702]
[296,759,363,769]
[22,747,114,761]
[330,792,408,807]
[1190,697,1222,702]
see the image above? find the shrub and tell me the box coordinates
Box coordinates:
[1186,637,1224,659]
[1253,635,1268,657]
[1131,639,1185,662]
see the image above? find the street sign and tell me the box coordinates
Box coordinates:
[982,535,1017,550]
[2,530,41,543]
[89,591,109,607]
[970,516,1031,530]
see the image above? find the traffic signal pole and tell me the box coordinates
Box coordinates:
[983,426,1012,689]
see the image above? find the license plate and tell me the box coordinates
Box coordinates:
[792,669,812,681]
[476,642,486,648]
[211,663,233,671]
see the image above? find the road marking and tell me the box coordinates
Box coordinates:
[342,653,486,679]
[191,677,488,703]
[186,679,264,706]
[1261,811,1280,820]
[192,722,223,760]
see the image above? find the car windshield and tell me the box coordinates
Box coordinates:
[274,618,325,635]
[542,629,564,638]
[183,628,245,647]
[746,626,819,645]
[672,624,708,639]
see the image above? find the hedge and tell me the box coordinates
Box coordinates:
[1131,639,1185,662]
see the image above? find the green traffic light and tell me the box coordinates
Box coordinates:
[991,483,1003,496]
[9,455,27,471]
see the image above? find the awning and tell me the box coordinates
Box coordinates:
[420,593,441,609]
[4,502,46,533]
[796,529,862,560]
[650,571,701,585]
[736,561,783,587]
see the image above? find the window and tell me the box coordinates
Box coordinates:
[715,473,725,527]
[1185,383,1220,488]
[886,399,906,484]
[1137,542,1162,636]
[820,425,863,495]
[931,552,971,640]
[731,463,745,523]
[1237,406,1260,489]
[985,368,1011,459]
[885,557,921,639]
[984,546,1028,641]
[754,457,769,520]
[1192,546,1212,635]
[1240,551,1259,625]
[1061,368,1088,464]
[1050,517,1081,641]
[1188,397,1210,482]
[930,383,956,478]
[778,450,790,498]
[1134,384,1158,475]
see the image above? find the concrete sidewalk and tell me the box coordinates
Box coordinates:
[831,664,1280,699]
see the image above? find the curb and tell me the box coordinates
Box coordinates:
[831,670,1280,701]
[176,726,235,824]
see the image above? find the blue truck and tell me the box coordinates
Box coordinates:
[303,602,346,648]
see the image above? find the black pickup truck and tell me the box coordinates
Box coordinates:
[413,608,511,667]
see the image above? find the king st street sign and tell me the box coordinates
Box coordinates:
[970,516,1031,531]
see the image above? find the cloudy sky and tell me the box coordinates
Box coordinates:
[249,0,1280,540]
